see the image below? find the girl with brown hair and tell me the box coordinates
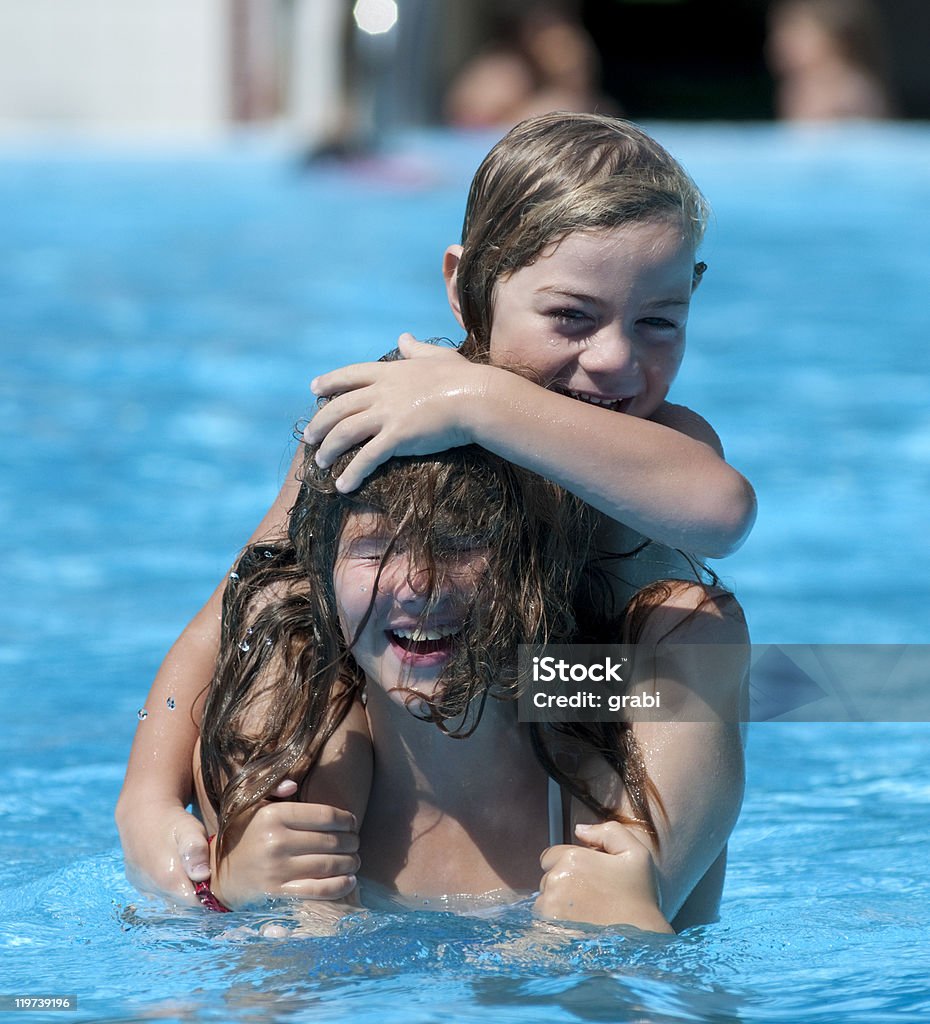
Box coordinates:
[193,439,743,931]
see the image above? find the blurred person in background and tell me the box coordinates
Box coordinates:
[444,1,616,129]
[765,0,895,121]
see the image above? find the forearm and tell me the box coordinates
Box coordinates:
[117,448,303,897]
[117,591,223,818]
[470,368,755,558]
[116,595,224,900]
[205,701,372,910]
[120,447,302,812]
[625,585,750,920]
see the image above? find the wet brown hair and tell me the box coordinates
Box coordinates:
[199,440,670,858]
[455,111,710,358]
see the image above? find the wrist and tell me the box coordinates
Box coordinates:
[466,363,525,450]
[451,362,493,444]
[198,834,232,912]
[615,892,674,934]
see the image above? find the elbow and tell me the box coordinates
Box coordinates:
[700,473,758,560]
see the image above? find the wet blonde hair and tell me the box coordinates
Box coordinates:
[456,111,710,357]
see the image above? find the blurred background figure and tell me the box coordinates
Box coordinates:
[765,0,895,121]
[1,0,928,144]
[443,1,615,130]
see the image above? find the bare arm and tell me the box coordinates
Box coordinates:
[617,583,749,923]
[115,448,304,902]
[469,372,754,557]
[194,699,373,910]
[537,583,747,932]
[307,339,756,558]
[536,820,674,933]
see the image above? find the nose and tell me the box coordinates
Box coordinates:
[578,326,643,385]
[383,559,433,607]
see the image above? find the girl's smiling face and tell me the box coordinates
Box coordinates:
[333,511,487,703]
[449,219,696,419]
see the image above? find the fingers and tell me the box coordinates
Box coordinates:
[397,333,445,358]
[539,843,573,874]
[268,778,299,800]
[277,849,360,881]
[331,438,398,494]
[281,874,358,901]
[315,416,383,477]
[573,820,652,858]
[303,389,374,451]
[215,802,362,906]
[278,852,360,898]
[176,820,212,883]
[259,800,358,836]
[310,362,382,400]
[306,399,399,486]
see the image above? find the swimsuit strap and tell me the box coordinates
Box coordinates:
[547,776,567,847]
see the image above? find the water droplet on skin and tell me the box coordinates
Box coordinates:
[137,708,148,720]
[166,697,176,710]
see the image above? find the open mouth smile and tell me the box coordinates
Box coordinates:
[562,388,633,413]
[387,625,462,664]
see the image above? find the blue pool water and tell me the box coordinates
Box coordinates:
[2,124,929,1023]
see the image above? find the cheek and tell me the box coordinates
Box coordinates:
[333,564,375,643]
[646,341,685,385]
[488,320,567,378]
[452,553,490,600]
[332,569,354,642]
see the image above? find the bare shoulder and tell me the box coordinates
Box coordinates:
[628,580,748,646]
[299,698,372,821]
[246,444,306,546]
[626,581,749,727]
[650,402,725,457]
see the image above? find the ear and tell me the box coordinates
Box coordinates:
[691,260,707,294]
[442,244,466,330]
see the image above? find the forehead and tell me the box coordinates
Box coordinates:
[336,503,491,550]
[496,220,695,295]
[336,508,392,546]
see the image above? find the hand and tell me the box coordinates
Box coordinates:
[535,821,673,933]
[304,334,490,492]
[211,801,361,910]
[117,799,211,905]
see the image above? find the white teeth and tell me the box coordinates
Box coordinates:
[566,389,623,410]
[392,626,461,641]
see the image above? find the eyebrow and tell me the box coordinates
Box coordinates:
[535,287,599,303]
[535,287,690,308]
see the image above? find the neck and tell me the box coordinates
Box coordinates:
[364,681,532,792]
